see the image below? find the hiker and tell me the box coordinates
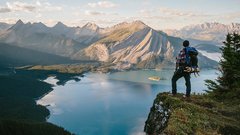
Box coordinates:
[171,40,199,97]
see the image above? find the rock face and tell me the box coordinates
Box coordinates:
[72,21,177,69]
[144,99,170,134]
[72,21,218,69]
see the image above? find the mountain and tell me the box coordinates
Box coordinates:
[50,21,103,45]
[0,22,12,31]
[0,42,77,67]
[0,20,105,57]
[51,22,74,36]
[82,22,100,32]
[194,44,221,62]
[72,21,217,69]
[164,22,240,44]
[0,20,218,69]
[73,22,104,45]
[0,20,86,57]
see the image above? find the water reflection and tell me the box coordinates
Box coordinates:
[38,69,218,135]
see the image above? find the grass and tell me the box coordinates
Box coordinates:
[98,24,146,45]
[99,29,133,44]
[28,64,94,74]
[146,92,240,135]
[27,62,117,74]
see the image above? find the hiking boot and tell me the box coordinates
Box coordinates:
[183,95,191,98]
[182,95,191,101]
[168,93,176,97]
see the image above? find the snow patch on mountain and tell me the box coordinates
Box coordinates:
[164,22,240,44]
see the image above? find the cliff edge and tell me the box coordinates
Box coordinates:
[144,93,240,135]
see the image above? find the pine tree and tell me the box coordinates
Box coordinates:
[205,33,240,101]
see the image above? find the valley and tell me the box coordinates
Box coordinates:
[0,20,239,135]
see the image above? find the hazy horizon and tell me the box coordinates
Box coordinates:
[0,0,239,30]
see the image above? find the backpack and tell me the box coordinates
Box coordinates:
[177,47,199,74]
[185,47,198,68]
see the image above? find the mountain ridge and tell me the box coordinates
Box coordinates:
[164,22,240,44]
[0,20,220,69]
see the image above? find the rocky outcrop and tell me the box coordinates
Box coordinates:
[144,95,170,134]
[144,93,240,135]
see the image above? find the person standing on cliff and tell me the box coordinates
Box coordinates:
[171,40,199,98]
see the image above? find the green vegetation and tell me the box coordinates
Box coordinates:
[0,42,76,67]
[28,62,116,74]
[146,93,240,135]
[0,120,71,135]
[29,64,95,74]
[206,33,240,103]
[145,33,240,135]
[0,97,49,121]
[98,29,133,45]
[98,24,145,45]
[0,68,82,134]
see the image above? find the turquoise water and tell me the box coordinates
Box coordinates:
[38,69,218,135]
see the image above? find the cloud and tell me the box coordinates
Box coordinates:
[221,12,240,20]
[0,7,11,13]
[42,2,62,11]
[83,10,118,16]
[135,7,218,29]
[0,18,17,24]
[85,10,105,16]
[138,9,153,16]
[6,1,36,12]
[137,7,214,23]
[0,1,62,14]
[158,7,210,17]
[88,1,117,8]
[36,13,42,18]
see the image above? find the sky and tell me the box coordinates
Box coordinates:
[0,0,240,30]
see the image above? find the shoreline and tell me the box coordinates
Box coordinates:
[36,68,218,134]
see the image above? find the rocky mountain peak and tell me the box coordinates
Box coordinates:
[132,20,147,27]
[183,22,227,30]
[16,19,24,25]
[32,22,47,27]
[164,22,240,43]
[9,19,25,30]
[229,23,240,30]
[83,22,99,31]
[108,21,148,32]
[54,22,67,28]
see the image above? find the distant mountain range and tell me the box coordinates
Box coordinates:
[164,22,240,45]
[0,42,79,67]
[0,22,12,31]
[0,20,233,69]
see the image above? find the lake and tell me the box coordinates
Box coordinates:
[37,69,218,135]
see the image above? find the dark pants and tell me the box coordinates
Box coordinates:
[172,69,191,97]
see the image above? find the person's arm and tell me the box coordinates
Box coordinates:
[175,63,179,71]
[175,54,180,71]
